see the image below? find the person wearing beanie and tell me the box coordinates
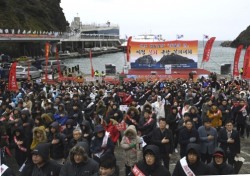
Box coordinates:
[20,143,61,176]
[98,153,119,176]
[60,145,98,176]
[208,147,234,175]
[172,143,210,176]
[129,144,170,176]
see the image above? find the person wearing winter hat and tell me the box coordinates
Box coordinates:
[20,143,61,176]
[208,147,234,175]
[129,144,170,176]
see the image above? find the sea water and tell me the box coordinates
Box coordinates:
[63,41,245,75]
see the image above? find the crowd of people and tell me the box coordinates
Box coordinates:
[0,73,249,175]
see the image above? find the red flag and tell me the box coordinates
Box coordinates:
[56,47,62,79]
[126,36,132,62]
[233,45,243,77]
[243,46,250,79]
[8,62,18,91]
[202,37,216,62]
[89,49,95,77]
[45,42,50,81]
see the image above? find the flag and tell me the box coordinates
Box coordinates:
[89,49,95,77]
[0,29,3,33]
[203,34,209,39]
[202,37,216,62]
[45,42,50,81]
[4,29,8,34]
[243,46,250,79]
[8,62,18,91]
[126,36,132,62]
[176,34,184,39]
[233,45,243,77]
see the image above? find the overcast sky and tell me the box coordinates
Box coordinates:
[61,0,250,40]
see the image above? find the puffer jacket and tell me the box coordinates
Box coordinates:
[120,125,142,167]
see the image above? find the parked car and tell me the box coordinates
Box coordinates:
[16,65,42,80]
[41,60,67,73]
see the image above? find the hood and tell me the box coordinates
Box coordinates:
[41,113,53,124]
[212,147,226,162]
[21,109,30,117]
[32,143,50,161]
[75,141,89,154]
[66,119,74,126]
[33,126,47,141]
[94,124,105,134]
[186,143,201,159]
[127,106,139,116]
[69,145,88,164]
[143,103,152,112]
[143,145,160,164]
[50,121,60,131]
[124,125,137,137]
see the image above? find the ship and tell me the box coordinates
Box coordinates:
[70,17,119,38]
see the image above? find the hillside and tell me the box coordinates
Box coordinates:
[231,25,250,48]
[0,0,68,32]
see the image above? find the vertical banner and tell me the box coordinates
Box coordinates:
[8,62,18,91]
[27,62,30,81]
[89,49,95,77]
[45,42,50,81]
[56,47,62,79]
[202,37,216,62]
[126,36,132,62]
[243,46,250,79]
[233,45,243,77]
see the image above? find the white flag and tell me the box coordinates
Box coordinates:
[0,29,3,33]
[17,29,20,34]
[4,29,8,33]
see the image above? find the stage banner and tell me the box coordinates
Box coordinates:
[129,40,198,69]
[233,45,243,77]
[243,46,250,79]
[202,37,216,62]
[8,62,18,91]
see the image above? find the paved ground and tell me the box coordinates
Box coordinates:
[5,136,250,176]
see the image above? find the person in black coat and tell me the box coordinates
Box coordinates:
[20,143,61,176]
[59,144,99,176]
[178,119,200,158]
[172,143,210,176]
[218,120,240,167]
[208,147,234,175]
[129,145,171,176]
[150,117,173,170]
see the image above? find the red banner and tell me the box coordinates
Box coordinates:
[56,47,62,79]
[202,37,216,62]
[8,62,18,91]
[45,42,50,81]
[243,46,250,79]
[89,49,95,77]
[126,36,132,62]
[233,45,243,77]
